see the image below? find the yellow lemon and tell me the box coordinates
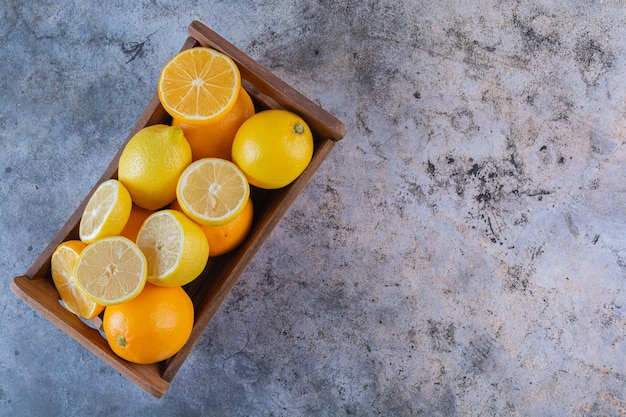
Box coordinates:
[74,236,148,306]
[118,124,192,210]
[231,109,313,189]
[176,158,250,226]
[79,179,132,243]
[136,209,209,287]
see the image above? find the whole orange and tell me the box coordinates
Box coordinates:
[231,109,313,189]
[119,204,154,242]
[171,196,254,256]
[103,283,194,364]
[172,87,255,161]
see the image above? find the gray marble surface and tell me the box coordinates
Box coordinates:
[2,1,625,416]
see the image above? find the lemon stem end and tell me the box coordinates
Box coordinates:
[294,122,305,134]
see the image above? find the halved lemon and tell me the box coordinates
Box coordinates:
[176,158,250,226]
[51,240,105,319]
[158,47,241,125]
[79,179,132,243]
[136,209,209,287]
[74,236,147,306]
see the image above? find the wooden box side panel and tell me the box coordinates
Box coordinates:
[11,276,169,397]
[188,21,346,142]
[161,138,335,381]
[12,23,346,397]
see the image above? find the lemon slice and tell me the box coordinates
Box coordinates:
[51,240,105,319]
[74,236,147,306]
[158,47,241,125]
[136,209,209,287]
[79,179,132,243]
[176,158,250,226]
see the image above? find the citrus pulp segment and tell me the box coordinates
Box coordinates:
[136,209,209,287]
[176,158,250,226]
[74,236,147,306]
[158,47,241,125]
[78,179,132,243]
[51,240,104,319]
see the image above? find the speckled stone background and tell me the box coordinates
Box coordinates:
[2,1,625,416]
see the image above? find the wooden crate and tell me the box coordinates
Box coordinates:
[11,21,346,398]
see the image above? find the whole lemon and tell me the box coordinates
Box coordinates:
[231,109,313,189]
[118,124,192,210]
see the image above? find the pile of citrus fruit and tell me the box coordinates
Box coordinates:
[49,46,314,364]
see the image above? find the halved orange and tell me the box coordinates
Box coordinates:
[158,47,241,125]
[51,240,105,319]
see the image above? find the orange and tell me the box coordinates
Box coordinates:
[171,197,253,256]
[51,240,105,320]
[103,283,194,364]
[232,109,314,189]
[119,205,154,242]
[158,47,241,125]
[172,87,255,161]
